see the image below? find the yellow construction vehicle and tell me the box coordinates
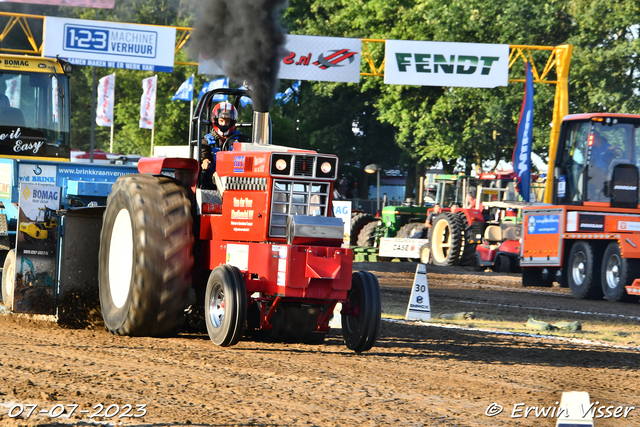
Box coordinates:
[19,207,58,243]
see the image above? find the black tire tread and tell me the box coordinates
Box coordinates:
[350,213,376,246]
[567,241,602,300]
[457,213,476,267]
[99,174,193,337]
[396,223,426,239]
[430,212,463,266]
[357,221,378,247]
[342,271,381,352]
[601,242,639,302]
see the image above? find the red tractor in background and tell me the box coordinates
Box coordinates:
[426,172,528,271]
[97,89,382,352]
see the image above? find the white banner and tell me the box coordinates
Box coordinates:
[96,73,115,127]
[43,17,176,72]
[331,201,352,246]
[279,35,361,83]
[379,237,428,258]
[384,40,509,88]
[199,35,362,83]
[4,76,21,108]
[139,76,157,130]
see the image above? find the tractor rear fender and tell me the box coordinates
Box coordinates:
[138,157,200,194]
[456,209,485,226]
[497,239,521,255]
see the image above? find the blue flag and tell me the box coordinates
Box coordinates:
[513,62,534,202]
[275,80,301,104]
[198,77,228,102]
[171,76,194,101]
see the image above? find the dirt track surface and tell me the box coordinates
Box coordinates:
[1,262,640,426]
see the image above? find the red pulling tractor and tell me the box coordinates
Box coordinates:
[97,89,382,352]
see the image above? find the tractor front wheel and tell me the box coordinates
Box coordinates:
[205,265,247,347]
[341,271,381,352]
[98,174,193,337]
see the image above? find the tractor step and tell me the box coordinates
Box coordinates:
[625,279,640,296]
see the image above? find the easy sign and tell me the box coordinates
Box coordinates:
[43,17,176,72]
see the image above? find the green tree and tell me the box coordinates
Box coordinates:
[568,0,640,113]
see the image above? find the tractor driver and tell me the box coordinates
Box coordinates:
[591,130,622,169]
[200,101,250,187]
[588,129,622,201]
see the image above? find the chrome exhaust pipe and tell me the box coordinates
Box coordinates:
[252,111,272,145]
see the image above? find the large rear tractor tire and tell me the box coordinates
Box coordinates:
[342,271,381,352]
[356,221,379,247]
[205,265,247,347]
[430,213,463,266]
[350,213,376,246]
[601,242,639,302]
[98,174,194,337]
[458,214,477,267]
[567,241,602,300]
[2,249,16,309]
[396,223,426,239]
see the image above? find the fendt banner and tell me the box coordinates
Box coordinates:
[43,17,176,72]
[199,35,362,83]
[384,40,509,88]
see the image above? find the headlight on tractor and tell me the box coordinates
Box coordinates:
[276,159,288,171]
[320,161,332,174]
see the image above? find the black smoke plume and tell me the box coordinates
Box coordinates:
[191,0,287,112]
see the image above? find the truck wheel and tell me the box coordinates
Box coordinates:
[601,242,638,302]
[396,223,426,239]
[99,174,193,337]
[350,213,376,246]
[567,242,602,299]
[205,265,247,347]
[430,213,463,266]
[356,221,378,247]
[2,249,15,309]
[342,271,381,352]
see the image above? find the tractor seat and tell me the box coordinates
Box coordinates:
[483,225,502,250]
[501,221,520,241]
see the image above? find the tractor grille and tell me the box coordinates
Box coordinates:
[269,180,330,238]
[294,156,314,177]
[226,177,267,191]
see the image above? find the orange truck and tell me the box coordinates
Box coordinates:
[520,113,640,302]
